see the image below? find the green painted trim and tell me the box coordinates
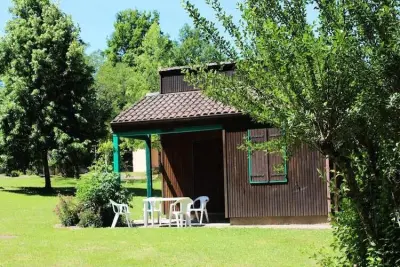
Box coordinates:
[116,124,223,137]
[249,179,288,184]
[145,135,153,198]
[247,129,288,185]
[112,134,121,183]
[116,125,223,196]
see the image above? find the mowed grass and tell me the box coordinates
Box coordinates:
[0,175,333,267]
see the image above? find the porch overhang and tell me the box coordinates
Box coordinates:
[110,90,243,199]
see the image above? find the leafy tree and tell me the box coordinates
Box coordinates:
[96,61,138,118]
[87,49,105,74]
[184,0,400,265]
[105,9,159,66]
[0,0,107,188]
[98,22,175,117]
[135,22,175,93]
[173,23,226,65]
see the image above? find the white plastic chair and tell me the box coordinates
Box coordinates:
[110,200,132,228]
[169,198,193,227]
[190,196,210,224]
[143,198,162,226]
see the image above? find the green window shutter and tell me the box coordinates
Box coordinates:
[248,128,287,184]
[248,128,268,182]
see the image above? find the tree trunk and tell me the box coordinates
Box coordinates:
[42,150,51,190]
[74,164,80,179]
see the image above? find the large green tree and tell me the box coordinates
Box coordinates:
[0,0,107,187]
[87,49,105,74]
[184,0,400,265]
[97,22,174,118]
[173,23,226,65]
[105,9,159,66]
[134,22,175,93]
[95,61,138,118]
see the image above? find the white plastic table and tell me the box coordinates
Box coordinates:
[142,197,189,227]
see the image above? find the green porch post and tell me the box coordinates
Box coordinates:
[145,134,153,197]
[112,134,121,183]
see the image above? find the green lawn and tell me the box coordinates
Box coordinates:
[0,175,332,267]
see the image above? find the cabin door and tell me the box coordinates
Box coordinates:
[193,136,225,213]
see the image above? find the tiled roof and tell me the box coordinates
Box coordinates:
[111,91,240,124]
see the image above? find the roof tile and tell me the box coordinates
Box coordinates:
[111,91,240,124]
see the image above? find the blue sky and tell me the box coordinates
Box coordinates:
[0,0,240,53]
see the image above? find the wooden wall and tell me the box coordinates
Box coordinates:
[160,69,235,94]
[151,149,159,168]
[224,129,329,218]
[161,130,225,213]
[160,74,196,94]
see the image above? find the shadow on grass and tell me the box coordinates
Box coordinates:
[0,187,161,198]
[1,187,76,197]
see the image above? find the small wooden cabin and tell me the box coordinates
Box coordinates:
[111,63,330,224]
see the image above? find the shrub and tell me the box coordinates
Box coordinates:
[76,171,132,227]
[7,170,22,177]
[25,169,36,176]
[54,195,81,226]
[78,209,102,228]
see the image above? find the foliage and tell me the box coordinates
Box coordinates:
[89,159,114,174]
[134,22,175,92]
[55,170,132,227]
[97,21,175,120]
[7,170,22,177]
[173,23,226,65]
[76,170,132,227]
[12,170,22,177]
[105,9,160,66]
[77,208,102,228]
[0,0,108,187]
[95,61,140,118]
[184,0,400,265]
[95,141,113,167]
[87,49,105,74]
[54,195,81,227]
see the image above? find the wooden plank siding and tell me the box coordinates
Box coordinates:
[160,130,225,213]
[160,69,235,94]
[224,129,328,218]
[160,74,196,94]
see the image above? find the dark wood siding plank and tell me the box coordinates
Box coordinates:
[160,69,235,94]
[225,128,328,218]
[161,131,225,213]
[161,75,196,94]
[222,130,229,218]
